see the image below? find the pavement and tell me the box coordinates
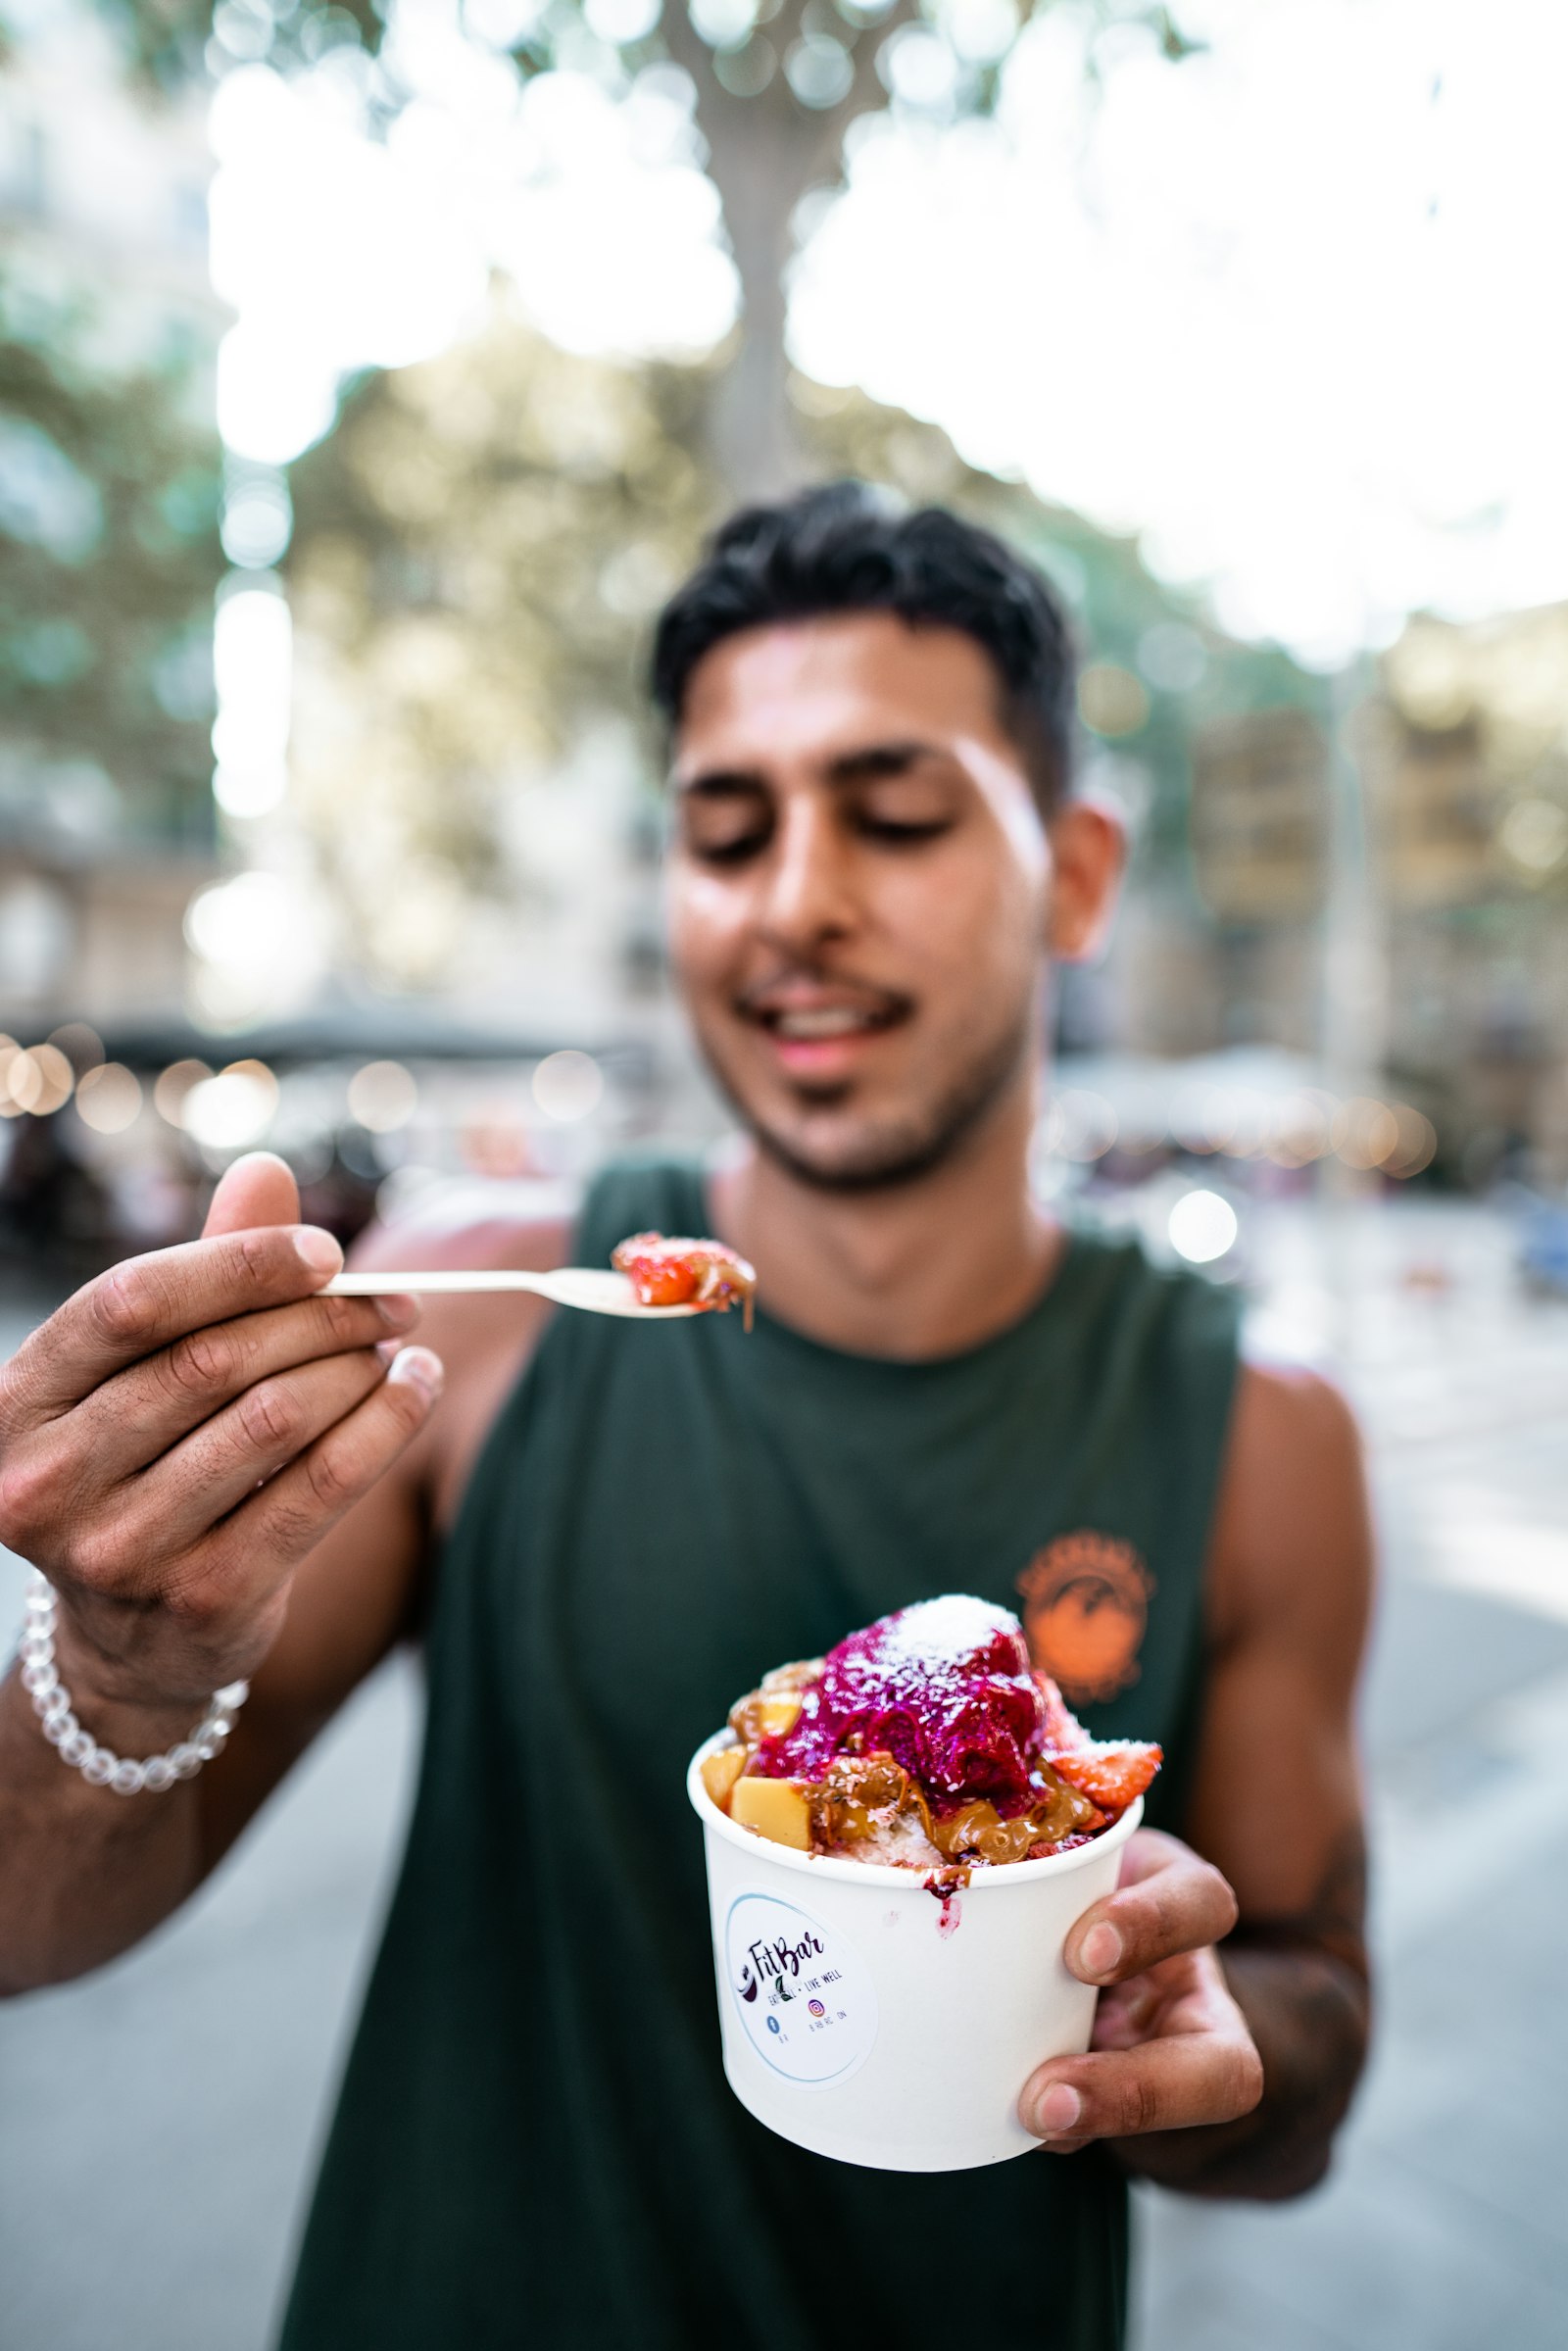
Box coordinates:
[1131,1199,1568,2350]
[2,1199,1566,2351]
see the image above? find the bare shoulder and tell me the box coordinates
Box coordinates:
[1206,1354,1373,1662]
[353,1180,579,1528]
[1225,1354,1364,1489]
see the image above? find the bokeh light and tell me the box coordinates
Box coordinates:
[1138,622,1208,694]
[220,467,294,570]
[154,1060,215,1127]
[46,1022,105,1075]
[1333,1096,1401,1172]
[786,35,855,110]
[183,870,328,1022]
[1078,663,1151,738]
[690,0,759,47]
[212,582,292,820]
[1054,1089,1119,1163]
[531,1049,604,1123]
[74,1064,145,1136]
[347,1060,419,1133]
[1168,1188,1240,1264]
[1498,797,1568,875]
[182,1060,281,1150]
[1382,1104,1439,1180]
[1266,1091,1337,1167]
[583,0,662,47]
[0,1043,74,1117]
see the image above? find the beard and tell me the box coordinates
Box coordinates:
[698,999,1037,1195]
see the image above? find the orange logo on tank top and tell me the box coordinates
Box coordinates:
[1016,1534,1154,1707]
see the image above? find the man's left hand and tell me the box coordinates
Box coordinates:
[1020,1828,1264,2152]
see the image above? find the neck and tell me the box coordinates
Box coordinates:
[709,1083,1064,1360]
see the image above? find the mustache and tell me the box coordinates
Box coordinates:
[732,966,914,1021]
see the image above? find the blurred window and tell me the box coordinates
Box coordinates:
[171,180,208,251]
[0,111,47,217]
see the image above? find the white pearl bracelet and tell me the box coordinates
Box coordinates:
[16,1572,250,1796]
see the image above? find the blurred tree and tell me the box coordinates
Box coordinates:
[0,280,222,849]
[284,295,718,985]
[111,0,1200,497]
[285,289,1316,993]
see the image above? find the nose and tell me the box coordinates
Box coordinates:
[755,795,858,955]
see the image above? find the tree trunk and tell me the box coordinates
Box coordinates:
[661,0,917,504]
[699,97,816,499]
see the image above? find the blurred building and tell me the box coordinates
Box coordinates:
[1114,611,1568,1185]
[1148,705,1331,1061]
[0,3,221,1032]
[1373,607,1568,1185]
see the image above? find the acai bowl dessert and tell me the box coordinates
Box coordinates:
[688,1595,1154,2172]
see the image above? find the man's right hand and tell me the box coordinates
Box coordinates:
[0,1151,443,1738]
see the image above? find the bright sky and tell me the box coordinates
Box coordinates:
[209,0,1568,666]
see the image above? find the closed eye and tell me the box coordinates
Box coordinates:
[854,812,956,845]
[694,826,772,864]
[677,780,774,863]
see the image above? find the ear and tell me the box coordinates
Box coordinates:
[1045,798,1127,964]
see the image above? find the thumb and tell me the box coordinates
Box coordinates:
[203,1150,302,1241]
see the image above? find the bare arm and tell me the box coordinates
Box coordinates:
[1153,1360,1373,2195]
[0,1153,576,1994]
[198,1193,570,1866]
[1020,1360,1374,2199]
[0,1154,441,1993]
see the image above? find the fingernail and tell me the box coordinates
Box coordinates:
[388,1347,443,1402]
[1033,2083,1082,2138]
[294,1227,342,1277]
[1080,1922,1122,1980]
[374,1293,419,1330]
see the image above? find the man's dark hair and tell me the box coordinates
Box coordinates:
[650,481,1077,812]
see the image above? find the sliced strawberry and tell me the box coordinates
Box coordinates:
[611,1234,701,1306]
[622,1254,700,1307]
[1034,1671,1089,1754]
[1045,1739,1162,1814]
[611,1231,756,1321]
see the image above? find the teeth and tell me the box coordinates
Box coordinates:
[773,1008,873,1039]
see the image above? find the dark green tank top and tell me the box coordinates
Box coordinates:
[279,1159,1239,2351]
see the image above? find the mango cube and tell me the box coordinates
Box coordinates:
[700,1745,747,1813]
[730,1774,812,1851]
[761,1657,821,1694]
[729,1689,804,1744]
[754,1691,803,1739]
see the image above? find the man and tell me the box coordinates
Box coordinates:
[0,486,1371,2348]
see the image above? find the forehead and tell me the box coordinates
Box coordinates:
[672,612,1015,773]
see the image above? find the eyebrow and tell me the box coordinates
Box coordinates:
[826,740,938,784]
[676,739,946,795]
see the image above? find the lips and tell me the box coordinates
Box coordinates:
[767,1005,892,1041]
[738,981,910,1071]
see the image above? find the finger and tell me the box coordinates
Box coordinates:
[1021,2030,1262,2145]
[1064,1844,1239,1986]
[1088,1978,1163,2051]
[203,1151,300,1240]
[221,1346,444,1584]
[72,1290,421,1486]
[3,1223,346,1420]
[117,1346,397,1561]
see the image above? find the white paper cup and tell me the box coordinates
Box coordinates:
[688,1732,1144,2174]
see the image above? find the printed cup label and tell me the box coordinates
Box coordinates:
[724,1890,877,2088]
